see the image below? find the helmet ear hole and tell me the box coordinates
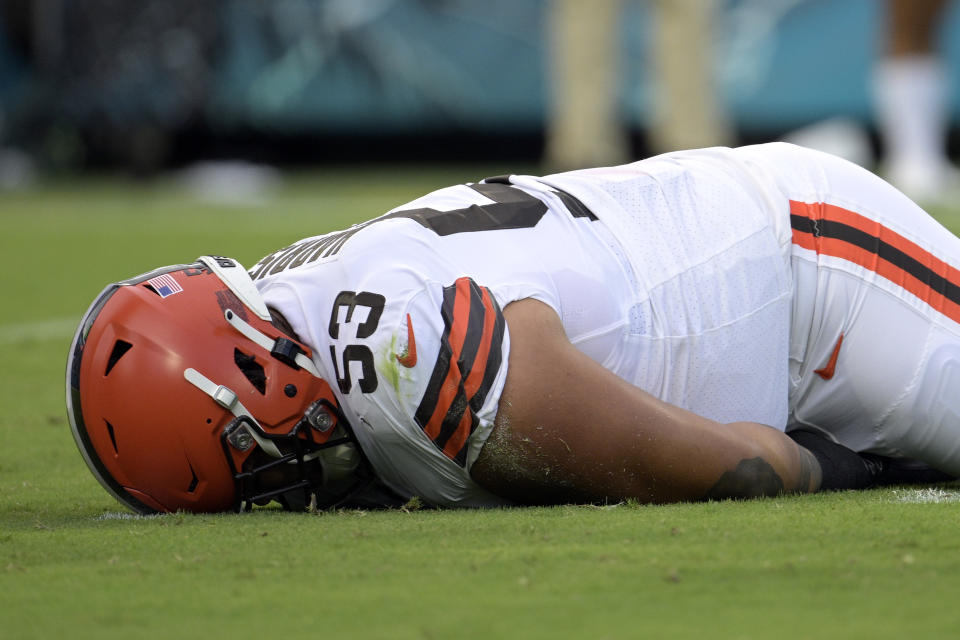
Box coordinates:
[234,348,266,394]
[105,340,133,376]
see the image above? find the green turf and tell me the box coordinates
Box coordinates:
[2,170,960,639]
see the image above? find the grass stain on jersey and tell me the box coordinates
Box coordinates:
[378,333,404,395]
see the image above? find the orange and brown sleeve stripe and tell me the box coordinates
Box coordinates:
[790,200,960,324]
[414,277,505,466]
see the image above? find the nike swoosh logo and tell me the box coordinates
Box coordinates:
[814,333,844,380]
[396,313,418,368]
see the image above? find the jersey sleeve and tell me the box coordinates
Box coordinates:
[340,274,511,506]
[403,276,508,468]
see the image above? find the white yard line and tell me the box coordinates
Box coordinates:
[892,487,960,504]
[95,512,161,521]
[0,317,78,344]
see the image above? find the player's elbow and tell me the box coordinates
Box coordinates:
[702,422,814,500]
[703,454,787,500]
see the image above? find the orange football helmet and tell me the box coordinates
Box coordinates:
[66,256,365,513]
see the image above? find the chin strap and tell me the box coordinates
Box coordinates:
[183,367,283,457]
[221,309,322,377]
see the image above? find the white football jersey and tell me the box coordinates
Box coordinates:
[250,149,797,507]
[251,178,638,506]
[252,142,960,500]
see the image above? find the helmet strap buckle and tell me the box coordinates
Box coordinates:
[270,337,304,369]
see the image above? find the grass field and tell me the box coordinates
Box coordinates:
[3,168,960,639]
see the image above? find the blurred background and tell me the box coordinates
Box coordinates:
[2,0,960,201]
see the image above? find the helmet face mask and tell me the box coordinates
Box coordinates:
[66,257,362,514]
[221,399,361,511]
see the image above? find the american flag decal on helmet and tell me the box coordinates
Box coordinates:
[145,273,183,298]
[414,277,505,466]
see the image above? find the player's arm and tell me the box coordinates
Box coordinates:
[471,298,822,504]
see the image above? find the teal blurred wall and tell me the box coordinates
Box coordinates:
[3,0,960,161]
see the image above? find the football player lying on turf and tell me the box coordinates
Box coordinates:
[67,142,959,513]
